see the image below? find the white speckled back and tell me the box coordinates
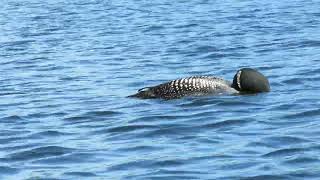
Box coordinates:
[152,76,238,99]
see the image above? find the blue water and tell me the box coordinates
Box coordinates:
[1,0,320,179]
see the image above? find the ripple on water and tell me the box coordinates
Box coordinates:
[284,157,319,166]
[199,119,250,130]
[240,175,290,180]
[63,110,122,122]
[283,108,320,119]
[6,146,75,162]
[1,115,25,123]
[116,145,162,154]
[83,110,123,116]
[64,171,98,178]
[262,148,306,158]
[34,152,98,165]
[127,169,207,180]
[0,166,20,176]
[26,130,74,140]
[107,124,158,133]
[261,136,312,148]
[131,115,183,123]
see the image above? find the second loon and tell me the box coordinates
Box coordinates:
[128,68,270,99]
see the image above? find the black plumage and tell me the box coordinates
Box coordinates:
[128,68,270,100]
[129,76,235,99]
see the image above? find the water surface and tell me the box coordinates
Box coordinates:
[1,0,320,179]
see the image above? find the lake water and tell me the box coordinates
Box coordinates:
[1,0,320,179]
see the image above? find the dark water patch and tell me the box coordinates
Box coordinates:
[131,169,206,180]
[223,45,248,51]
[188,154,235,163]
[84,110,123,117]
[240,174,289,180]
[220,161,259,171]
[266,103,296,111]
[185,111,222,120]
[279,40,320,50]
[310,145,320,151]
[63,110,122,123]
[254,48,278,53]
[139,125,196,138]
[0,129,30,136]
[215,100,260,107]
[31,14,51,21]
[0,132,31,144]
[312,12,320,17]
[117,145,162,153]
[259,65,284,71]
[263,148,305,157]
[215,32,245,37]
[283,108,320,119]
[297,68,320,75]
[0,92,26,96]
[178,98,224,107]
[254,42,280,48]
[299,40,320,48]
[202,52,228,59]
[223,52,248,58]
[186,136,220,144]
[1,39,35,46]
[199,119,249,130]
[34,152,97,165]
[174,23,198,29]
[285,169,320,179]
[0,166,20,175]
[27,130,74,139]
[58,76,81,81]
[262,136,311,147]
[25,112,62,119]
[6,146,74,161]
[234,131,269,138]
[246,141,273,148]
[131,115,182,123]
[284,157,319,166]
[195,45,219,54]
[153,159,185,167]
[143,25,165,33]
[62,115,92,124]
[282,77,304,85]
[2,40,36,49]
[0,136,29,144]
[107,124,158,133]
[258,118,306,127]
[36,64,68,71]
[64,171,98,177]
[1,115,25,122]
[133,175,200,180]
[0,143,39,152]
[108,159,154,171]
[24,178,61,180]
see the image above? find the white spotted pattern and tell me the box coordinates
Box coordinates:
[153,76,237,99]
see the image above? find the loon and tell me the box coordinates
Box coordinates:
[128,68,270,99]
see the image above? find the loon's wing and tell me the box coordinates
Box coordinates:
[128,76,235,99]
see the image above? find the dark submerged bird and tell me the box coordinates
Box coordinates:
[128,68,270,100]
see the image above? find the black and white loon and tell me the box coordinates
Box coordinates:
[128,68,270,99]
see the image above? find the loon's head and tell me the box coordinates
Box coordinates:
[232,68,270,93]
